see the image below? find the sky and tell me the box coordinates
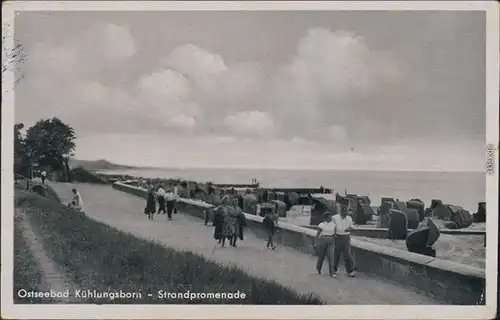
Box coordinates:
[14,10,486,171]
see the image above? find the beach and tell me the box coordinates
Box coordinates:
[98,168,485,212]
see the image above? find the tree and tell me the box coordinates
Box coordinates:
[23,118,76,182]
[14,123,25,175]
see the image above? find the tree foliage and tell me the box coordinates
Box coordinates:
[18,118,77,181]
[14,123,25,173]
[14,123,24,152]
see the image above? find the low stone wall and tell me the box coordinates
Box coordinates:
[112,182,486,305]
[302,225,486,239]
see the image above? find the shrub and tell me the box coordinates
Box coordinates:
[31,184,61,203]
[16,192,324,305]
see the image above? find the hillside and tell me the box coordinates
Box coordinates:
[69,159,136,171]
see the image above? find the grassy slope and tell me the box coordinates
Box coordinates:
[13,213,51,303]
[16,191,324,305]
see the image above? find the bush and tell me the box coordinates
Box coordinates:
[71,167,107,184]
[13,215,51,303]
[16,192,324,305]
[32,184,61,203]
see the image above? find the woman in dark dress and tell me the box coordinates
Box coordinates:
[212,197,229,244]
[144,184,156,220]
[213,196,230,247]
[237,204,247,242]
[212,207,225,243]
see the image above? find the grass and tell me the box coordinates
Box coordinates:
[15,179,62,203]
[13,214,51,303]
[16,191,324,305]
[32,184,62,203]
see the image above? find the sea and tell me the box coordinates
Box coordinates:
[98,167,485,212]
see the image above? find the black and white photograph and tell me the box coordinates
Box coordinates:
[2,1,498,319]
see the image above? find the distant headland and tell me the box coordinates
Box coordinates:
[69,159,138,171]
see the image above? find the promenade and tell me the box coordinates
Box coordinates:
[48,182,441,304]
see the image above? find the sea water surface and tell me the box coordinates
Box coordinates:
[99,167,485,212]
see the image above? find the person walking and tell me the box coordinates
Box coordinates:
[173,183,180,214]
[212,203,225,243]
[263,208,278,249]
[226,198,240,247]
[315,212,336,276]
[332,207,356,277]
[215,196,232,248]
[144,184,156,220]
[165,188,176,220]
[156,184,167,215]
[229,197,245,247]
[205,186,221,226]
[237,204,247,242]
[41,170,47,185]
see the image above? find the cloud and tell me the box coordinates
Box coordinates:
[17,23,145,132]
[329,125,348,141]
[139,27,399,141]
[26,23,136,78]
[14,12,485,171]
[84,23,137,59]
[74,81,109,105]
[161,44,227,90]
[138,70,195,114]
[224,111,275,136]
[19,22,405,142]
[27,43,80,80]
[265,28,404,140]
[166,114,197,132]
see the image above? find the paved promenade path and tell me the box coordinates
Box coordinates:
[48,182,441,305]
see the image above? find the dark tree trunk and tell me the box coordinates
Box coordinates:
[63,159,71,182]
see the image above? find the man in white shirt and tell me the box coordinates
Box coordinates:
[332,206,356,277]
[165,188,176,220]
[173,184,181,214]
[156,184,167,215]
[41,170,47,184]
[315,212,336,277]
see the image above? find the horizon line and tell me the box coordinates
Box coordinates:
[83,161,484,174]
[116,166,485,173]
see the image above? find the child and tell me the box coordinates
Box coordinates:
[263,209,278,250]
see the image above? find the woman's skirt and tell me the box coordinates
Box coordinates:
[222,220,235,239]
[144,196,156,214]
[214,224,224,240]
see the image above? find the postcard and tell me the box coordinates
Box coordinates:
[2,1,498,319]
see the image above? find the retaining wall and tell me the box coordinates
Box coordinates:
[112,182,486,305]
[302,225,486,239]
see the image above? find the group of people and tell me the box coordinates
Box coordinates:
[141,180,355,277]
[211,196,248,248]
[315,206,356,278]
[203,186,279,250]
[144,183,179,220]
